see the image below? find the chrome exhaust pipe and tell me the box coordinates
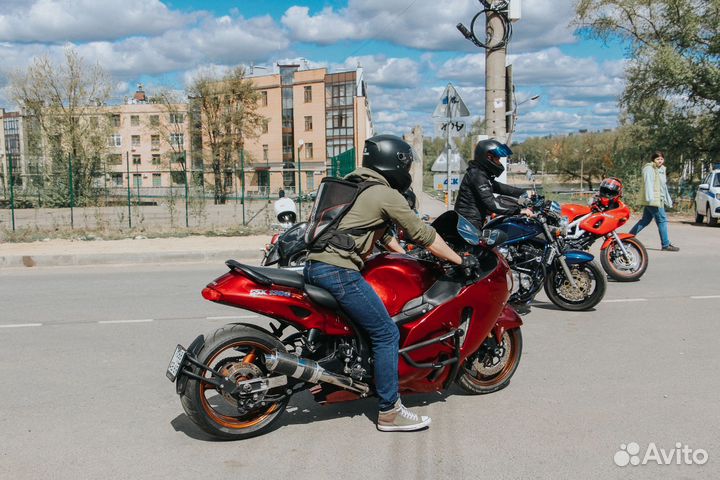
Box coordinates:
[265,350,370,395]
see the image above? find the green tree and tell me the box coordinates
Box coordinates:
[10,48,112,206]
[575,0,720,176]
[187,67,264,204]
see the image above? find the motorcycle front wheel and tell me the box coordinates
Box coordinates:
[180,325,290,440]
[456,328,522,394]
[600,237,648,282]
[544,261,606,311]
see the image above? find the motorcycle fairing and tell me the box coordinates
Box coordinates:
[563,250,595,264]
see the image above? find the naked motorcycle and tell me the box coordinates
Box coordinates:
[484,196,607,311]
[166,211,523,439]
[561,199,648,282]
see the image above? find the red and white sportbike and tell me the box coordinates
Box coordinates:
[561,178,648,282]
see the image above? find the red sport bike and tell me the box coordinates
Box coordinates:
[166,212,523,439]
[561,197,648,282]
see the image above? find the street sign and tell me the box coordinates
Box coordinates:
[431,150,467,172]
[432,83,471,119]
[434,174,462,192]
[435,120,468,138]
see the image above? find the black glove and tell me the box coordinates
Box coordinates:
[460,254,479,278]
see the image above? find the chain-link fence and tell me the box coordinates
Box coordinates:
[0,155,325,238]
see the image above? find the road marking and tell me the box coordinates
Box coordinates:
[690,295,720,300]
[206,315,258,320]
[0,323,43,329]
[98,319,154,324]
[604,298,648,303]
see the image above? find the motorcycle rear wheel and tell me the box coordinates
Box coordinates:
[180,325,290,440]
[456,328,522,394]
[600,237,648,282]
[544,261,606,311]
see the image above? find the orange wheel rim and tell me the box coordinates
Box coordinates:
[199,341,282,430]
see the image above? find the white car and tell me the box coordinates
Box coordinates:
[695,169,720,226]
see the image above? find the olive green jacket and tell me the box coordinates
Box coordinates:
[307,168,437,270]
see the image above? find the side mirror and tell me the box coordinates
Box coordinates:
[699,183,710,191]
[479,229,508,248]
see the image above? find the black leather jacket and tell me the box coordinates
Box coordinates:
[454,166,526,229]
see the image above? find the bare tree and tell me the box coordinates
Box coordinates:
[10,48,112,206]
[187,67,264,204]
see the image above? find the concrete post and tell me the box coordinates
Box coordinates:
[404,125,424,210]
[485,11,508,183]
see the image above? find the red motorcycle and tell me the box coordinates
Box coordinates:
[166,212,523,439]
[561,180,648,281]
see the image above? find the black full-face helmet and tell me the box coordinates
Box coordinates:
[472,139,513,178]
[362,134,414,192]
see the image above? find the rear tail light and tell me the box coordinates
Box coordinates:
[271,234,280,245]
[202,287,222,302]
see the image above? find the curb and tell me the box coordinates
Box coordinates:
[0,249,264,268]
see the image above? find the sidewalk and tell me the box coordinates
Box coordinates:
[0,235,268,268]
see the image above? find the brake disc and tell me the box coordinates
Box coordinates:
[557,267,592,301]
[474,332,511,376]
[218,361,264,406]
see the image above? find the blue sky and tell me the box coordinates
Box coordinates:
[0,0,629,143]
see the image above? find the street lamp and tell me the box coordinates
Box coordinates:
[297,139,304,213]
[505,94,540,144]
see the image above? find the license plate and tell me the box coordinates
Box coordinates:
[166,345,187,382]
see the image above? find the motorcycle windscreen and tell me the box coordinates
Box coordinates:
[431,211,480,246]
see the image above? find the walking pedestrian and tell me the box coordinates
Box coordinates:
[629,151,679,251]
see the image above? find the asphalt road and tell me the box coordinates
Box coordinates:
[1,222,719,480]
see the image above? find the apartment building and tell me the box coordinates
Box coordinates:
[244,65,373,196]
[0,109,26,193]
[104,86,191,192]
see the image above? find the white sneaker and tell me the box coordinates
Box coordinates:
[377,399,431,432]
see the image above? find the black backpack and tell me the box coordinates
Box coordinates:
[304,176,383,253]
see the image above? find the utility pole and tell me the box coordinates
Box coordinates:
[485,10,508,183]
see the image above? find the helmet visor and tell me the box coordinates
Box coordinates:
[488,144,513,158]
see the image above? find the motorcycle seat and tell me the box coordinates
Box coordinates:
[226,260,305,290]
[304,284,340,311]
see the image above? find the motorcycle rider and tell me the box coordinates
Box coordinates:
[304,134,475,432]
[274,189,297,225]
[455,139,533,229]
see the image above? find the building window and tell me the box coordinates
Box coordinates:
[262,120,269,134]
[171,171,186,185]
[170,133,184,148]
[149,115,160,126]
[263,144,269,162]
[111,114,120,127]
[169,113,184,124]
[305,143,313,159]
[172,152,185,164]
[133,174,142,188]
[151,135,160,150]
[304,116,312,131]
[304,86,312,103]
[260,91,268,107]
[306,171,314,190]
[131,135,141,148]
[89,116,99,127]
[130,115,140,127]
[111,173,123,186]
[132,154,141,165]
[108,134,122,147]
[107,154,122,166]
[151,154,161,165]
[152,173,161,187]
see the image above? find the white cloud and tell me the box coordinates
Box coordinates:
[283,0,579,53]
[0,0,194,43]
[337,56,421,88]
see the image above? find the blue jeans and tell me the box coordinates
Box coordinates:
[629,206,670,248]
[304,261,400,411]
